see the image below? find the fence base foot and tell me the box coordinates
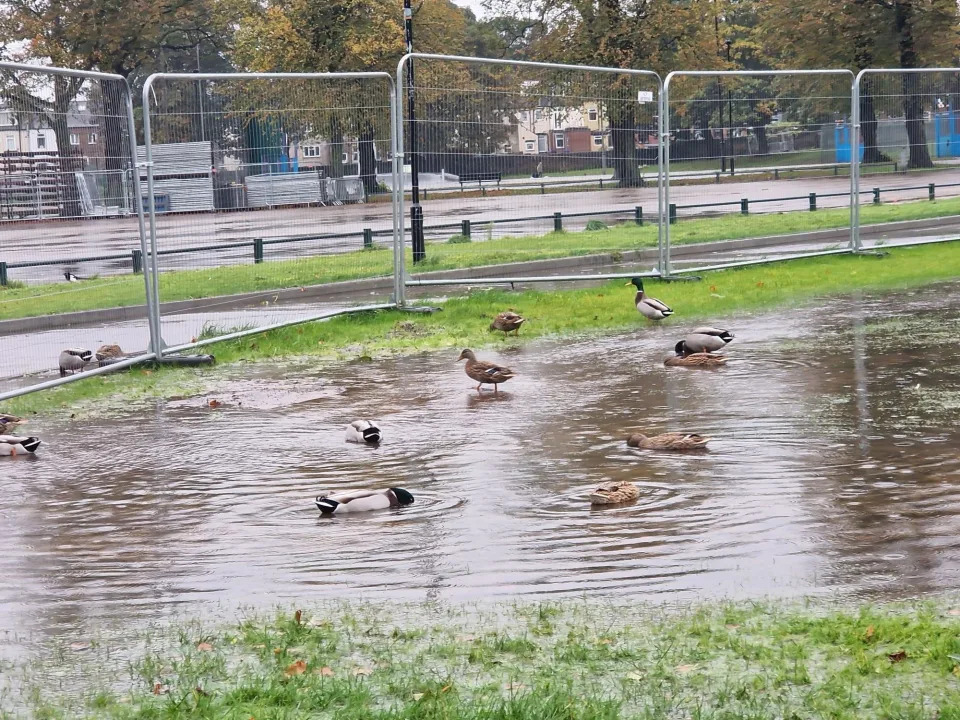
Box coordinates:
[658,274,702,282]
[151,354,217,367]
[853,250,889,258]
[399,305,443,314]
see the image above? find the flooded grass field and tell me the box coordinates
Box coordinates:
[1,283,959,658]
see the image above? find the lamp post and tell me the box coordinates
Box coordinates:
[404,0,426,262]
[725,40,734,176]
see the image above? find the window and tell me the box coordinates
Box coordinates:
[592,134,603,147]
[36,135,46,149]
[302,145,321,158]
[5,137,14,151]
[555,133,565,149]
[588,108,598,121]
[342,152,350,164]
[524,140,535,152]
[88,132,97,144]
[555,114,562,129]
[69,133,79,145]
[534,109,542,120]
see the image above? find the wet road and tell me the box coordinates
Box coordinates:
[1,283,959,650]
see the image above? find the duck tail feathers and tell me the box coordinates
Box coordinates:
[362,427,382,443]
[315,496,339,513]
[20,437,40,453]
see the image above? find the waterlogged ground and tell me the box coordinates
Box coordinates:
[1,283,960,655]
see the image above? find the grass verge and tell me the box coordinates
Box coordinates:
[2,195,960,321]
[3,239,960,419]
[15,599,960,719]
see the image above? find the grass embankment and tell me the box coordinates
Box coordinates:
[3,239,960,419]
[2,195,960,322]
[20,600,960,719]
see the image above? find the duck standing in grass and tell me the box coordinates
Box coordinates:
[678,328,734,354]
[58,348,93,376]
[627,432,710,450]
[490,311,526,337]
[345,420,382,445]
[315,488,414,514]
[457,349,515,394]
[626,278,673,320]
[0,435,41,456]
[0,414,23,434]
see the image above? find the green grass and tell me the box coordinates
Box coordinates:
[4,239,960,419]
[13,599,960,719]
[3,194,960,323]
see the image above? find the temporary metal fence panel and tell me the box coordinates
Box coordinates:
[140,71,400,354]
[661,70,855,276]
[395,54,664,289]
[0,62,156,402]
[852,68,960,252]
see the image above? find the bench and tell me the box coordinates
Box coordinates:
[458,172,502,190]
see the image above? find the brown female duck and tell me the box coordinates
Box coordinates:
[457,349,516,393]
[627,432,710,450]
[590,481,639,506]
[490,311,526,336]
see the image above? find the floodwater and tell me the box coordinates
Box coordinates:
[1,283,960,651]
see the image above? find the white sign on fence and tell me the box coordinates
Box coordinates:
[637,90,654,104]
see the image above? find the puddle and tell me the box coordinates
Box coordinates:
[1,282,959,654]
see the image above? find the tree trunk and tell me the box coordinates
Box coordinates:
[100,83,127,208]
[860,80,891,164]
[52,76,82,218]
[357,120,377,196]
[329,116,344,178]
[609,105,642,187]
[756,118,769,156]
[895,0,934,169]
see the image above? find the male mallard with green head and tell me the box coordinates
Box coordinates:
[490,310,526,337]
[625,278,673,320]
[677,327,734,354]
[457,349,515,394]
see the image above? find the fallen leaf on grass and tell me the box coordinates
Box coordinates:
[864,625,875,641]
[294,609,302,625]
[285,660,307,677]
[252,644,265,650]
[196,642,213,652]
[69,641,91,651]
[503,682,527,691]
[313,666,334,677]
[194,687,209,697]
[208,399,222,408]
[674,664,699,674]
[412,693,425,701]
[353,667,372,676]
[948,608,960,616]
[308,618,330,628]
[625,671,644,681]
[454,634,476,643]
[888,650,908,663]
[725,624,740,630]
[152,683,169,696]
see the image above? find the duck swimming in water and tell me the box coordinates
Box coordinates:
[315,488,414,514]
[676,327,734,354]
[627,432,710,451]
[0,414,23,434]
[589,481,639,506]
[0,435,41,456]
[345,420,382,445]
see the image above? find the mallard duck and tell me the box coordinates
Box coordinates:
[0,414,23,433]
[64,271,89,282]
[678,327,734,354]
[490,311,526,336]
[626,278,673,320]
[59,348,93,376]
[346,420,382,445]
[627,432,710,450]
[0,435,41,456]
[457,349,515,393]
[315,488,414,514]
[664,352,728,368]
[590,481,639,506]
[95,344,126,366]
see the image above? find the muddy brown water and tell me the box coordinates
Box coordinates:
[1,283,960,653]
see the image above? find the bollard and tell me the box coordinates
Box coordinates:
[0,261,6,287]
[873,187,881,205]
[131,249,143,274]
[553,212,563,232]
[599,178,603,189]
[540,183,545,195]
[740,198,749,215]
[929,183,936,201]
[669,203,677,224]
[730,157,736,176]
[634,206,643,226]
[461,219,471,239]
[363,228,374,249]
[808,192,817,211]
[774,168,779,181]
[253,237,264,264]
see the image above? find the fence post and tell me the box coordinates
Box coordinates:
[553,212,563,232]
[669,203,677,224]
[873,187,880,205]
[740,198,749,215]
[634,206,643,226]
[0,262,7,287]
[929,183,935,201]
[461,219,471,238]
[131,249,143,274]
[253,237,264,263]
[363,228,374,249]
[540,183,545,195]
[808,192,817,211]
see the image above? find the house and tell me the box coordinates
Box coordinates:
[0,100,104,159]
[507,99,612,155]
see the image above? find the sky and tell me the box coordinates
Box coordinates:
[451,0,488,18]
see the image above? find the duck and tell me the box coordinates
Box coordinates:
[95,344,126,366]
[590,481,639,506]
[345,420,382,445]
[626,277,673,320]
[0,414,23,433]
[457,349,515,393]
[678,327,734,354]
[315,488,414,514]
[627,432,710,450]
[664,351,728,368]
[490,310,526,337]
[63,271,89,282]
[59,348,93,376]
[0,435,41,456]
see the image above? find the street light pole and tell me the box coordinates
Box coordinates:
[404,0,426,262]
